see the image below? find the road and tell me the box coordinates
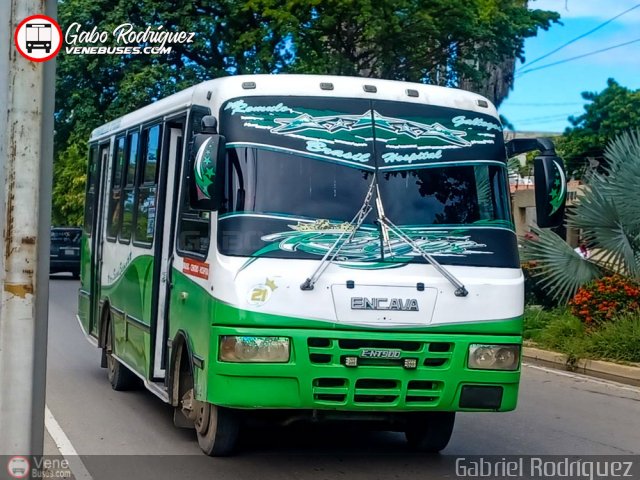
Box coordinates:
[45,277,640,479]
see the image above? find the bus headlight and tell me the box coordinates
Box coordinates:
[219,336,290,363]
[468,344,520,371]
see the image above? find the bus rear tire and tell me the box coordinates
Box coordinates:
[404,412,455,453]
[196,403,240,457]
[105,319,138,391]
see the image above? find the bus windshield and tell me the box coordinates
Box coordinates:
[217,95,517,268]
[218,147,515,267]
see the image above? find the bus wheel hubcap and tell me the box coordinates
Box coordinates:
[195,401,210,435]
[184,389,210,435]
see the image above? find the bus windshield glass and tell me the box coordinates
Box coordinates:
[218,96,517,268]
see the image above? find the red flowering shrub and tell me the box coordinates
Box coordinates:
[570,275,640,325]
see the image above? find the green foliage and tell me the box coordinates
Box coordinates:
[523,307,640,364]
[570,275,640,325]
[522,306,553,341]
[522,130,640,303]
[523,307,584,346]
[521,227,602,303]
[522,262,561,309]
[556,79,640,176]
[287,0,558,102]
[52,133,87,226]
[587,312,640,363]
[53,0,559,224]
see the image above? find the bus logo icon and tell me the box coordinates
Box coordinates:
[7,456,30,479]
[14,14,63,62]
[26,24,52,54]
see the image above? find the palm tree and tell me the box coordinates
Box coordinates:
[522,129,640,303]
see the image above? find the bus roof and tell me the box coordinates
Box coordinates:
[89,74,499,142]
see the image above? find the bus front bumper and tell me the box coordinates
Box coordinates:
[206,326,521,412]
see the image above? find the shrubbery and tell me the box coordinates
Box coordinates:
[522,262,561,309]
[523,307,640,364]
[569,275,640,325]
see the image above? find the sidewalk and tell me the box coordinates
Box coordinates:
[523,346,640,387]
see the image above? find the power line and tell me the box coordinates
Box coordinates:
[516,37,640,77]
[518,2,640,70]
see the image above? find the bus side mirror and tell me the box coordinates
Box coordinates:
[188,119,226,211]
[534,155,566,228]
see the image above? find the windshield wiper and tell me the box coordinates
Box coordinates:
[376,211,469,298]
[300,175,376,291]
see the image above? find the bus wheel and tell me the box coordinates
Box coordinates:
[195,401,239,457]
[105,319,137,391]
[404,412,455,453]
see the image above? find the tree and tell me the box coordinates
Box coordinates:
[53,0,559,225]
[556,79,640,176]
[52,132,88,226]
[522,130,640,303]
[285,0,558,105]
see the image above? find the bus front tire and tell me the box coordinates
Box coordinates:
[105,320,138,391]
[404,412,455,453]
[196,403,240,457]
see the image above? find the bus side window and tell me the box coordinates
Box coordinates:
[119,131,139,243]
[83,145,99,237]
[134,124,161,246]
[106,136,126,240]
[177,110,210,257]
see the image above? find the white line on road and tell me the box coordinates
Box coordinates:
[45,405,94,480]
[523,363,640,393]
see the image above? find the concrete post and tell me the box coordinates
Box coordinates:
[0,0,55,456]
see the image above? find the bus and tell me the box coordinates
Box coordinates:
[77,74,566,456]
[25,23,52,54]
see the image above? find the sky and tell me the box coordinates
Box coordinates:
[499,0,640,133]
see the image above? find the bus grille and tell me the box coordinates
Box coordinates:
[307,337,453,406]
[312,376,444,406]
[307,337,453,368]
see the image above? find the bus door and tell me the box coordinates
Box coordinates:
[150,119,184,380]
[87,142,110,337]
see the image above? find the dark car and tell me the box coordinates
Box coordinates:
[50,227,82,278]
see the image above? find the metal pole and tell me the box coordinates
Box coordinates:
[0,0,54,456]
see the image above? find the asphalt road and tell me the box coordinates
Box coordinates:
[45,277,640,479]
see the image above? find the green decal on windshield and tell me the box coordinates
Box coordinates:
[239,216,492,270]
[224,99,501,169]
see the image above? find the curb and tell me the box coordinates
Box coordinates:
[523,346,640,387]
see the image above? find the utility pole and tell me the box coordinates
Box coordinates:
[0,0,55,456]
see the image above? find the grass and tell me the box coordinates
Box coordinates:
[523,307,640,364]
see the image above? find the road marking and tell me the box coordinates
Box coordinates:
[45,405,94,480]
[523,363,640,393]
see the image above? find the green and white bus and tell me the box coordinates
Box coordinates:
[77,74,566,456]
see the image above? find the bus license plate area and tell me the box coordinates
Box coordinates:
[331,284,437,326]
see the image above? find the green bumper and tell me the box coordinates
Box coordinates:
[207,326,521,412]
